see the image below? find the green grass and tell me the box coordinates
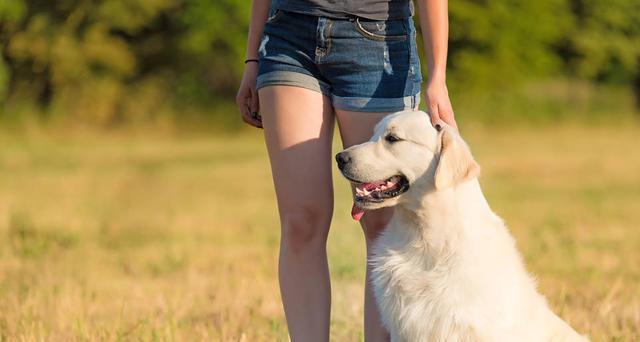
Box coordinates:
[0,122,639,341]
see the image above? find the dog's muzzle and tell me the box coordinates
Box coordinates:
[335,151,410,202]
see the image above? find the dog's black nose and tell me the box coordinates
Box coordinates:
[335,152,351,169]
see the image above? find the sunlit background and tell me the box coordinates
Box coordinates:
[0,1,638,341]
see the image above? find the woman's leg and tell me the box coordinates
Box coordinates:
[335,109,395,342]
[259,86,335,342]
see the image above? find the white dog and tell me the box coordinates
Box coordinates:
[336,110,587,342]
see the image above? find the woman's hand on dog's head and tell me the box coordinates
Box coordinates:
[424,78,458,132]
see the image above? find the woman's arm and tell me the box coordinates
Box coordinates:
[415,0,457,130]
[236,0,272,128]
[245,0,272,60]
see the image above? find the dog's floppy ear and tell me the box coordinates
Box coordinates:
[434,127,480,190]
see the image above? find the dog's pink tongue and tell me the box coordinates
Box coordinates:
[351,203,365,221]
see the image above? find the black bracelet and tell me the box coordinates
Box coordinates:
[244,59,259,64]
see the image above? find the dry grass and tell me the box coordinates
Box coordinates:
[0,123,639,341]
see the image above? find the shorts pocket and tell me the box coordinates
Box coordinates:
[353,17,408,42]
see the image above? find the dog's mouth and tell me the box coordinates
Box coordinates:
[353,175,409,201]
[348,175,409,221]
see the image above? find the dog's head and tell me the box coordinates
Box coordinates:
[336,110,480,220]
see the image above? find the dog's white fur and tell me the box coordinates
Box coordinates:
[338,110,587,342]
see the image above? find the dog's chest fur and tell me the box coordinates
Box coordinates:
[369,185,585,342]
[371,218,484,341]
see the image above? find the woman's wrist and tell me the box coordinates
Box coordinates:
[427,66,447,81]
[426,76,447,88]
[244,61,259,74]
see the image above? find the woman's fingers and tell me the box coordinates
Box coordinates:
[427,98,457,132]
[438,104,458,131]
[428,103,442,130]
[241,103,263,128]
[236,85,263,128]
[424,81,458,131]
[242,101,263,128]
[429,101,451,132]
[249,87,262,124]
[242,112,263,128]
[250,87,259,113]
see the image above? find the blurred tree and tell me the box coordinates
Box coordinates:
[0,0,250,124]
[1,0,175,123]
[447,0,572,89]
[177,0,250,100]
[0,0,27,107]
[560,0,640,106]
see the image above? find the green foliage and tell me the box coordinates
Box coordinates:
[564,0,640,83]
[0,0,252,125]
[0,0,638,126]
[0,0,26,23]
[447,0,571,88]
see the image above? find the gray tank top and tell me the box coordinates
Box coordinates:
[271,0,414,20]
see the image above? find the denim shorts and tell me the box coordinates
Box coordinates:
[256,9,422,112]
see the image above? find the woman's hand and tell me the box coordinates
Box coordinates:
[236,62,263,128]
[424,77,457,131]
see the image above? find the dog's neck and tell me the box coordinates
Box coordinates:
[394,178,495,256]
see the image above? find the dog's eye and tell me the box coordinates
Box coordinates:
[385,134,401,143]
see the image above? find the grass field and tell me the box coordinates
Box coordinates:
[1,123,639,341]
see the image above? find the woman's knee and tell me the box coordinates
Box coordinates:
[280,206,332,254]
[361,207,394,241]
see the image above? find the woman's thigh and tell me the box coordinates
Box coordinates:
[335,109,395,240]
[335,110,390,148]
[259,85,335,226]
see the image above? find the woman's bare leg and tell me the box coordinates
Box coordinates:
[259,86,335,342]
[335,109,395,342]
